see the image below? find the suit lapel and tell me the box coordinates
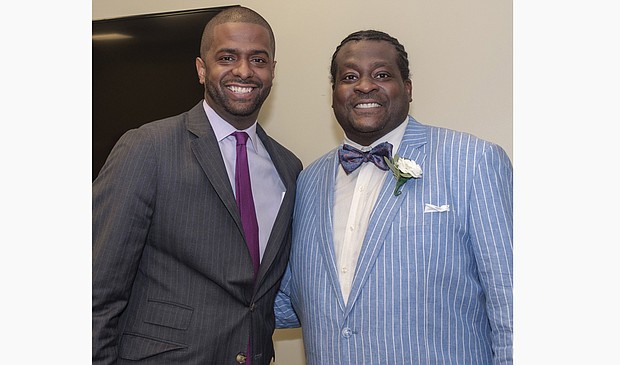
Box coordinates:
[187,103,244,237]
[344,117,428,314]
[187,105,301,298]
[253,125,297,288]
[317,151,348,311]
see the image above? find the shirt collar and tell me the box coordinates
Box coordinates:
[202,100,259,151]
[342,117,409,153]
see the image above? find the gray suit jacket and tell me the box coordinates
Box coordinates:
[93,102,302,364]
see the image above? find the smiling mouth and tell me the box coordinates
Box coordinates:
[228,85,254,94]
[355,102,381,109]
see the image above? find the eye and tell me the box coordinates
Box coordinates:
[250,57,268,64]
[219,55,235,62]
[341,74,358,82]
[375,71,390,79]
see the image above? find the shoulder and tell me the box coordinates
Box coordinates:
[119,110,187,141]
[405,117,511,175]
[305,147,338,169]
[270,137,303,167]
[298,148,338,182]
[113,109,198,156]
[138,111,189,137]
[256,125,303,173]
[418,121,510,164]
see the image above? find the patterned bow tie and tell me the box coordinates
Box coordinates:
[338,142,393,175]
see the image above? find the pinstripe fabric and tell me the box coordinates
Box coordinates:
[275,116,512,364]
[93,102,302,364]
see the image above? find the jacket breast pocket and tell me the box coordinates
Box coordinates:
[144,298,194,330]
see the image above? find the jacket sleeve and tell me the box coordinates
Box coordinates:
[469,143,513,364]
[92,128,157,364]
[274,264,301,328]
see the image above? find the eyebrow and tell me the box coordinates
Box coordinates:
[339,61,391,71]
[216,48,271,58]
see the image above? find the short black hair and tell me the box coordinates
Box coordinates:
[200,6,276,59]
[330,30,410,86]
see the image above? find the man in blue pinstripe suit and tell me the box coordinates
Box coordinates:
[275,30,512,364]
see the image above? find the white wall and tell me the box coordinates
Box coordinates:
[93,1,512,363]
[93,0,512,166]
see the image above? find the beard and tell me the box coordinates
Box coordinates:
[205,79,270,117]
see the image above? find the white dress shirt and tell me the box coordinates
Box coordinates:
[202,100,285,261]
[333,119,408,303]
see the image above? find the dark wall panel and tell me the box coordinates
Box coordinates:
[92,6,233,180]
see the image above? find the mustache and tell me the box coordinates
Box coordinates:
[352,92,384,103]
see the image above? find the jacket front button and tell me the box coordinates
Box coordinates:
[236,352,247,364]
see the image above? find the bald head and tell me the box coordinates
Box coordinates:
[200,6,276,59]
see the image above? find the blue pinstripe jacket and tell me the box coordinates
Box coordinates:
[275,116,513,365]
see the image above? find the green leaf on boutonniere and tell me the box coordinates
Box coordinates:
[384,154,423,196]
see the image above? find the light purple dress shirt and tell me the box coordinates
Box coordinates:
[202,100,285,261]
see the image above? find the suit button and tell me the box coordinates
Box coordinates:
[249,302,256,311]
[236,352,247,363]
[341,327,353,338]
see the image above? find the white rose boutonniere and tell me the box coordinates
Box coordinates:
[383,154,423,196]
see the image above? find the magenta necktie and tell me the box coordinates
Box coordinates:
[233,132,259,365]
[233,131,260,277]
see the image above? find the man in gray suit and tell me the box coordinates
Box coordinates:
[93,6,302,364]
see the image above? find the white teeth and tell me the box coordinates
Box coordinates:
[228,86,253,93]
[356,102,380,109]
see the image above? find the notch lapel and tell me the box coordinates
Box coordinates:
[187,103,244,239]
[344,117,428,314]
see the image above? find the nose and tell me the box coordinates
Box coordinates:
[355,75,378,94]
[232,59,254,79]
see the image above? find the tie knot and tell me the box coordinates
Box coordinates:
[232,131,249,145]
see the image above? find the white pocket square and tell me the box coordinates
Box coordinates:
[424,203,450,213]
